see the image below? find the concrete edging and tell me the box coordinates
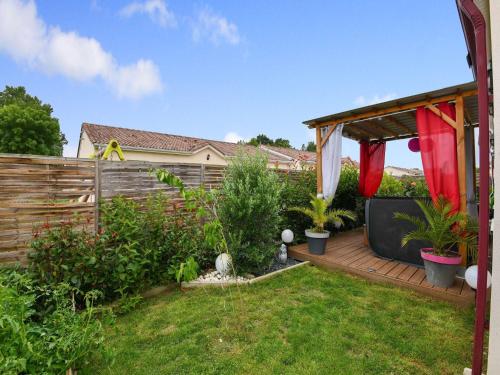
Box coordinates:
[181,260,310,289]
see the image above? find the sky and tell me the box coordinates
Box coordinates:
[0,0,473,167]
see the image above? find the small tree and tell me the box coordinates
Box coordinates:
[218,151,283,274]
[0,86,66,156]
[290,195,356,233]
[395,197,478,257]
[301,141,316,152]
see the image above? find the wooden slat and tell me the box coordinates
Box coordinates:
[288,230,475,306]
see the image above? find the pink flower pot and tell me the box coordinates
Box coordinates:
[420,248,462,288]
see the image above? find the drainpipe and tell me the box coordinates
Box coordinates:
[457,1,490,374]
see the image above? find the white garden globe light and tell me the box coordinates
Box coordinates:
[464,265,492,290]
[281,229,294,244]
[215,253,232,276]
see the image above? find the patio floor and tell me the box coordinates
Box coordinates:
[288,228,475,306]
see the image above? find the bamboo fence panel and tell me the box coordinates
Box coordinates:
[0,155,226,264]
[0,154,303,264]
[0,154,96,264]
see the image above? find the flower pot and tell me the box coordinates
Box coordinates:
[305,229,330,255]
[420,248,462,288]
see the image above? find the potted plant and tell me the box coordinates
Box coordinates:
[290,194,356,255]
[395,197,477,288]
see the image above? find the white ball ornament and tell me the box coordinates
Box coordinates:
[215,253,232,276]
[464,265,492,290]
[281,229,294,244]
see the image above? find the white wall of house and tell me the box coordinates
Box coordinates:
[77,131,96,159]
[488,0,500,373]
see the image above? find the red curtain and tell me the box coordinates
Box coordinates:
[359,141,386,198]
[416,103,459,212]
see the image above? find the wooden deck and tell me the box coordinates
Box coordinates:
[288,229,475,306]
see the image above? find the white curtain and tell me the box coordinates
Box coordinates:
[321,124,344,199]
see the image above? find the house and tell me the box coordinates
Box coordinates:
[78,123,334,170]
[384,166,424,178]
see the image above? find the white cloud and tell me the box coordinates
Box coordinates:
[354,93,397,106]
[192,8,240,46]
[119,0,176,28]
[0,0,163,99]
[223,132,246,143]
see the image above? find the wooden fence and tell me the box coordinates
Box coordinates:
[0,154,225,264]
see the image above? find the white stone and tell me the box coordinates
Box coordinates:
[215,253,232,276]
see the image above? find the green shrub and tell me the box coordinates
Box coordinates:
[280,165,365,240]
[280,168,316,243]
[401,177,429,197]
[29,192,211,303]
[0,268,105,374]
[169,256,199,283]
[331,166,365,230]
[218,152,283,274]
[376,173,405,197]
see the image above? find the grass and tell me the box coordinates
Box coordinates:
[83,266,474,375]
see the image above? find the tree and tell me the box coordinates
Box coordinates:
[274,138,291,148]
[0,86,66,156]
[247,134,274,146]
[247,134,292,148]
[301,141,316,152]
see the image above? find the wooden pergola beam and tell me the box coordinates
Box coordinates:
[384,115,414,134]
[425,104,457,129]
[363,119,400,137]
[307,89,477,129]
[345,126,373,140]
[355,123,384,139]
[320,123,338,148]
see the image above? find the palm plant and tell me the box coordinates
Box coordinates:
[394,197,478,257]
[290,194,356,233]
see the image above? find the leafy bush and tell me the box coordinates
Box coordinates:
[375,174,429,198]
[29,193,211,303]
[280,165,365,240]
[169,256,199,283]
[0,268,105,374]
[331,166,365,230]
[218,152,283,274]
[401,177,429,197]
[280,168,316,242]
[376,173,405,197]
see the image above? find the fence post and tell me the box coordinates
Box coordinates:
[94,158,100,234]
[200,163,205,187]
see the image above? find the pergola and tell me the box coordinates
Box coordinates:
[303,81,479,262]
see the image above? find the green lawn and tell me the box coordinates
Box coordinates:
[83,265,474,375]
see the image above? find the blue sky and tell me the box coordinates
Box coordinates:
[0,0,473,167]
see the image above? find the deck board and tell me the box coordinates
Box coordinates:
[288,229,474,306]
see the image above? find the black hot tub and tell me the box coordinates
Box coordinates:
[365,197,431,267]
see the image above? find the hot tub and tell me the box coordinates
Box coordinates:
[365,197,431,267]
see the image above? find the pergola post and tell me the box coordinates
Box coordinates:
[456,95,468,265]
[316,126,323,195]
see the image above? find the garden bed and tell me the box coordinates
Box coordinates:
[181,258,308,288]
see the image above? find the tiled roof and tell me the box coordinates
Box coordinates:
[82,123,289,162]
[81,123,360,167]
[261,145,315,162]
